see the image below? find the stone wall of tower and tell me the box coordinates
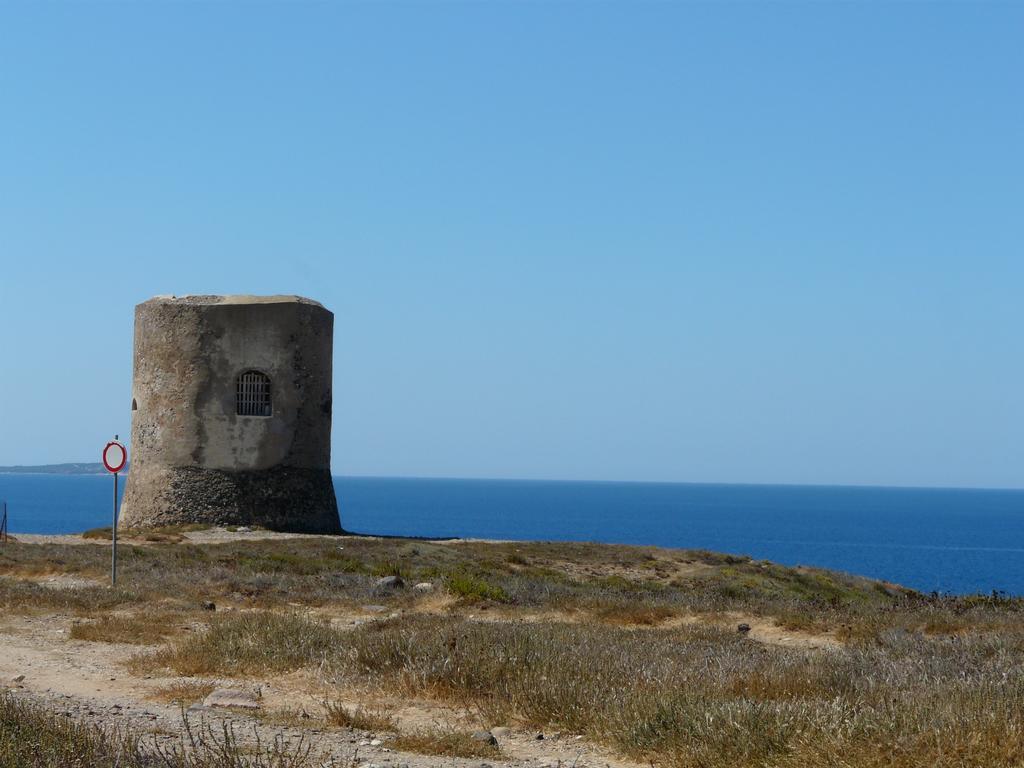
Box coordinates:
[119,295,341,533]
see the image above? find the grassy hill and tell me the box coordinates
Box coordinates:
[1,531,1022,767]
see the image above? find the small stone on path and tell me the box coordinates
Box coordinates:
[471,730,498,746]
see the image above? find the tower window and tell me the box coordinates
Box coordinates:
[237,371,272,417]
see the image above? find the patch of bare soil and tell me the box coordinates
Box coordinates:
[704,613,843,650]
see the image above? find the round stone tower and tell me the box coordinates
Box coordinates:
[120,295,341,533]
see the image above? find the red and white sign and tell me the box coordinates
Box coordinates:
[102,441,127,474]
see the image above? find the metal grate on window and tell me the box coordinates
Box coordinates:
[236,371,272,417]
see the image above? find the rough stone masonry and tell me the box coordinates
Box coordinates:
[119,295,341,533]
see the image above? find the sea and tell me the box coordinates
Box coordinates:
[1,474,1022,596]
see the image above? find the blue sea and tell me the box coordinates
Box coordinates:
[2,474,1022,596]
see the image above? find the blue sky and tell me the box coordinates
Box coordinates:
[0,2,1021,488]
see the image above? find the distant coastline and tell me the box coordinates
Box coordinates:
[0,462,125,476]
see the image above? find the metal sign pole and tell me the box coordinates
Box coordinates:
[112,471,119,586]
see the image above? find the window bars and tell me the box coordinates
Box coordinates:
[236,371,272,417]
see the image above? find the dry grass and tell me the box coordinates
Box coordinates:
[0,575,125,614]
[324,702,396,732]
[0,693,353,767]
[70,611,186,645]
[389,728,500,759]
[333,615,1024,768]
[5,535,1024,766]
[149,680,216,706]
[0,533,966,641]
[0,533,907,623]
[1,693,140,768]
[132,609,1024,767]
[253,707,316,728]
[590,602,677,625]
[132,611,336,676]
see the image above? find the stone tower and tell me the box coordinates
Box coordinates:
[120,295,341,533]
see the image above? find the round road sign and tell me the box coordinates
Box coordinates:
[102,441,127,474]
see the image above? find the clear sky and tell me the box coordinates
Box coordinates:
[1,2,1021,488]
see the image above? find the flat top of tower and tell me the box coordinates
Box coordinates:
[141,294,327,309]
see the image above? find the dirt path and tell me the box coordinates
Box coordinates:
[742,618,842,650]
[0,612,645,768]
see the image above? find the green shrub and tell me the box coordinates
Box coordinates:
[445,572,510,603]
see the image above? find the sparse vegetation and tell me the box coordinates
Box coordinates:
[389,727,501,759]
[70,611,185,645]
[445,570,510,603]
[0,693,350,767]
[83,523,211,543]
[135,611,337,676]
[149,680,217,706]
[4,533,1024,766]
[331,615,1024,767]
[0,693,140,768]
[324,702,396,732]
[590,601,677,625]
[253,706,316,728]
